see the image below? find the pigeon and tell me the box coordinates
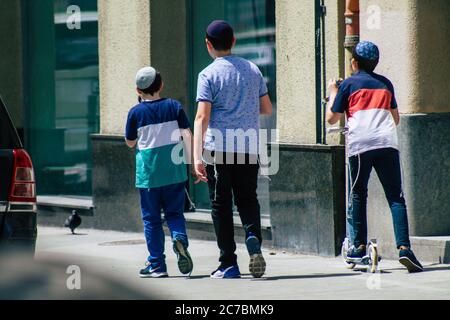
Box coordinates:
[64,210,82,234]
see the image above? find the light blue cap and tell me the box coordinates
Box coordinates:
[136,67,156,90]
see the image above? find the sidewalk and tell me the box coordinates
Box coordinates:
[35,226,450,300]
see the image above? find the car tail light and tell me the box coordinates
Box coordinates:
[8,149,36,203]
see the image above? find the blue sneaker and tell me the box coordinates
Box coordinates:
[173,237,193,276]
[399,249,423,273]
[246,235,266,278]
[210,264,241,279]
[346,245,366,260]
[139,262,168,278]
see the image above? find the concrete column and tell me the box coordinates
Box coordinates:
[149,0,188,107]
[276,0,345,145]
[98,0,188,136]
[276,0,316,144]
[271,1,347,256]
[413,0,450,114]
[94,0,188,232]
[361,0,450,115]
[98,0,151,135]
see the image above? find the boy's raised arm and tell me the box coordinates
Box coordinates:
[326,79,344,125]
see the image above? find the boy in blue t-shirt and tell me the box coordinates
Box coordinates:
[326,41,423,273]
[125,66,194,278]
[193,21,273,279]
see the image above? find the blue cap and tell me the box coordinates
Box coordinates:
[206,20,234,40]
[355,41,380,61]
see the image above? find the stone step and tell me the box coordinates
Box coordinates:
[410,236,450,264]
[37,195,94,216]
[183,210,272,243]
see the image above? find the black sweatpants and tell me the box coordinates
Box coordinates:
[205,153,262,267]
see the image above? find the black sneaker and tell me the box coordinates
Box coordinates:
[399,249,423,273]
[246,235,266,278]
[173,237,193,276]
[346,245,366,259]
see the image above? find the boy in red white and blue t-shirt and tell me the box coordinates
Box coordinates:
[327,41,423,273]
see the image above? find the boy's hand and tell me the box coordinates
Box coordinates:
[328,78,342,96]
[194,163,208,184]
[190,166,201,184]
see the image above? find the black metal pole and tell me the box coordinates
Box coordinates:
[321,0,327,145]
[315,0,322,144]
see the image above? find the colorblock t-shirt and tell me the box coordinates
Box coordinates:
[125,98,190,189]
[332,71,399,157]
[196,55,268,154]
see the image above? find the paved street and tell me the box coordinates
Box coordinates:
[34,226,450,300]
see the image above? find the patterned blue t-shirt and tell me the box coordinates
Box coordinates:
[196,55,268,154]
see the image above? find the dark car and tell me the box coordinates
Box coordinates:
[0,97,37,255]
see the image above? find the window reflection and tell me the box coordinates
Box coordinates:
[52,0,99,195]
[31,0,99,196]
[225,0,276,133]
[190,0,276,216]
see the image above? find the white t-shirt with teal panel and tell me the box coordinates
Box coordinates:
[125,98,190,189]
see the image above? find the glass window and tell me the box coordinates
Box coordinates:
[225,0,276,133]
[188,0,276,216]
[25,0,99,196]
[0,100,21,149]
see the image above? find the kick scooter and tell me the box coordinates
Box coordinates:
[327,126,381,273]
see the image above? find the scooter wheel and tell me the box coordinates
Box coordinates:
[368,244,378,273]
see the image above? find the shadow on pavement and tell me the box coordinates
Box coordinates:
[150,273,363,281]
[378,263,450,273]
[351,268,392,274]
[260,273,362,281]
[421,265,450,272]
[148,275,211,280]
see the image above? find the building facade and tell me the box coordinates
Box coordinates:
[1,0,449,261]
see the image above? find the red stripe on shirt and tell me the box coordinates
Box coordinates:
[347,89,393,118]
